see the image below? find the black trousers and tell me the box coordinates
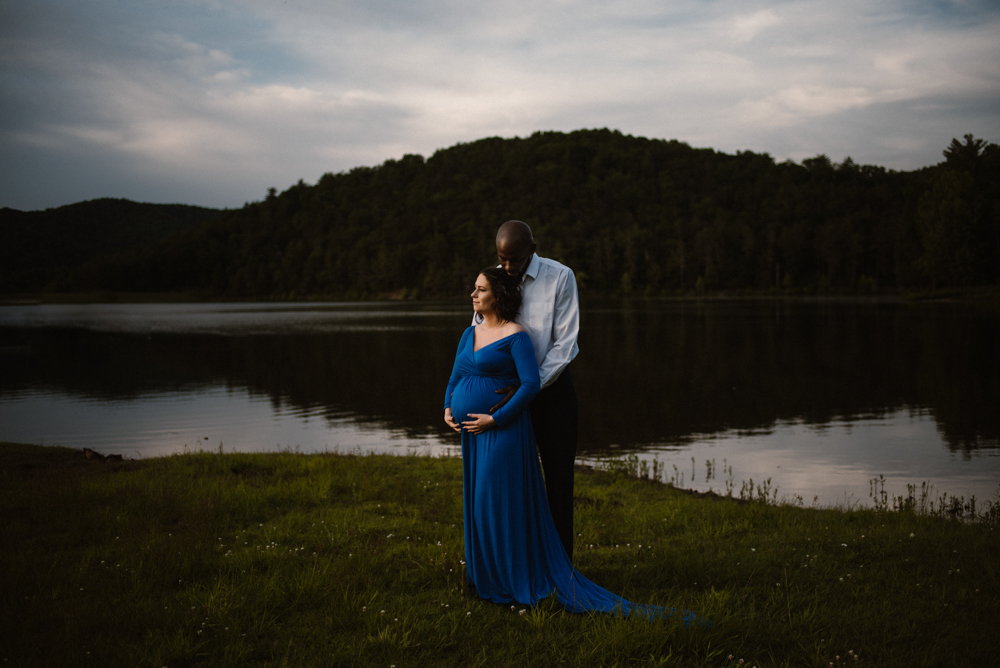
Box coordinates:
[529,367,579,561]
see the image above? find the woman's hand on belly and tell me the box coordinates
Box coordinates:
[461,413,496,434]
[444,408,461,433]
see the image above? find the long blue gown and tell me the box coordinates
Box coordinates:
[444,326,679,618]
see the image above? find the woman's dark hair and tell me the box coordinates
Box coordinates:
[479,266,522,323]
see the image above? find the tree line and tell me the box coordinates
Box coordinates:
[0,198,220,293]
[5,130,998,298]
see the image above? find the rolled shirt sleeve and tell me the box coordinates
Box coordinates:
[537,265,579,388]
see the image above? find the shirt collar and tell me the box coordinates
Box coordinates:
[521,253,540,284]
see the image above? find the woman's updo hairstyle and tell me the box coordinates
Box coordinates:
[479,266,522,324]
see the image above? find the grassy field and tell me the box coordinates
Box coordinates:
[1,442,997,667]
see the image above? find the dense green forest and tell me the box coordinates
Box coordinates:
[4,130,998,298]
[0,198,221,293]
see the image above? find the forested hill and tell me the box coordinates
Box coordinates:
[13,130,1000,298]
[0,199,221,293]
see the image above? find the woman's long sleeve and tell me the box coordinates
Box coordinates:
[490,332,541,427]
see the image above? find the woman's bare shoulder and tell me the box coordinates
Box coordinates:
[505,322,526,335]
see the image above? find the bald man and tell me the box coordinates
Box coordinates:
[485,220,581,560]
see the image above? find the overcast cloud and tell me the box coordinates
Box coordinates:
[1,0,998,210]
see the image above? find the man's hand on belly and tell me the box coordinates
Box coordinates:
[490,386,518,414]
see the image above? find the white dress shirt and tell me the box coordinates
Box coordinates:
[474,253,580,388]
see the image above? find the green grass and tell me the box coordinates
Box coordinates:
[1,442,997,667]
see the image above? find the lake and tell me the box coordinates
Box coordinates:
[1,299,998,508]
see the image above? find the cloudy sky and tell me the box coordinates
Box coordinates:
[2,0,998,211]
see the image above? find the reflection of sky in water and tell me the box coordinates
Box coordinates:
[0,387,458,459]
[582,410,1000,508]
[2,387,996,508]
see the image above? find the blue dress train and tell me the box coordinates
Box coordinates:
[444,326,680,618]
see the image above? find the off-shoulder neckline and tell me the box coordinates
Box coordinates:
[472,328,524,353]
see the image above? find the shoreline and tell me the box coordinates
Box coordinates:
[8,439,998,516]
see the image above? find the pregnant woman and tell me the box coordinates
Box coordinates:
[444,267,674,617]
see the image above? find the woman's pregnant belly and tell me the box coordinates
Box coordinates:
[450,375,514,421]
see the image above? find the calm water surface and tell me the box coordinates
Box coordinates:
[1,300,998,507]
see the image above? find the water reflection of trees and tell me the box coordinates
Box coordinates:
[574,300,999,456]
[0,324,465,440]
[1,301,996,455]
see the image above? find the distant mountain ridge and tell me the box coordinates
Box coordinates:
[3,130,997,297]
[0,198,221,292]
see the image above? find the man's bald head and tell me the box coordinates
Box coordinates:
[497,220,533,247]
[496,220,536,277]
